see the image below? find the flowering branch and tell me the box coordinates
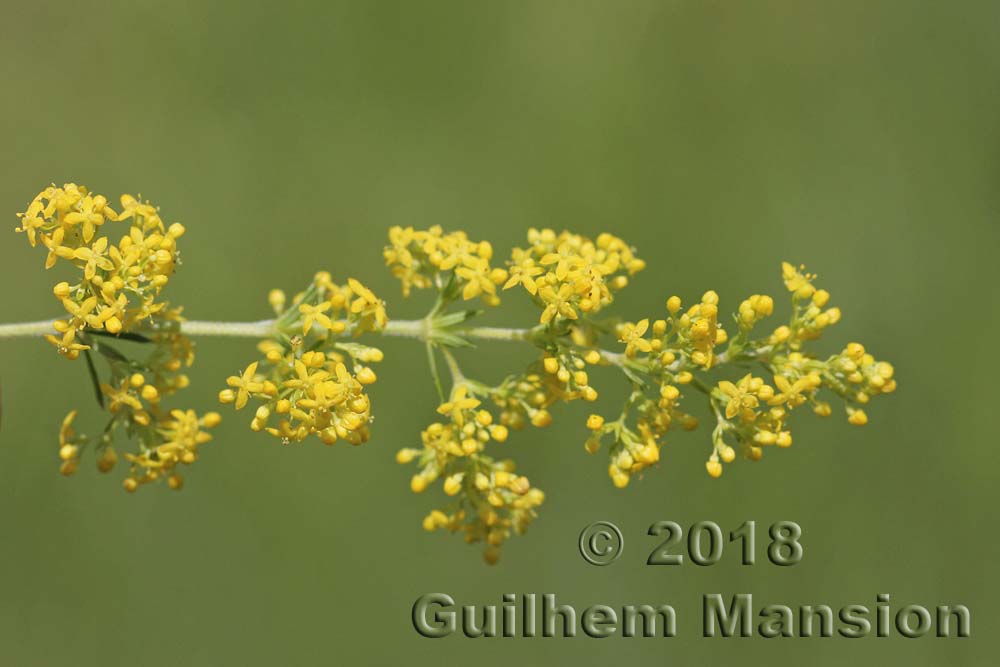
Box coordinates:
[8,182,897,565]
[0,318,531,343]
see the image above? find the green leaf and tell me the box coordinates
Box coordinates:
[425,342,445,403]
[430,331,476,349]
[433,309,483,328]
[83,349,106,409]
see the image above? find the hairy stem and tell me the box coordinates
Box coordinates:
[0,317,530,343]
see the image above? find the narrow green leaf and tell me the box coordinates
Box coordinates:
[83,349,105,409]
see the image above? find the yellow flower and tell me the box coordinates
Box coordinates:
[101,380,144,413]
[15,199,47,247]
[456,258,497,301]
[503,249,544,294]
[718,374,761,421]
[59,410,78,448]
[117,194,158,226]
[540,246,584,281]
[73,237,115,281]
[347,278,387,330]
[41,228,75,269]
[437,384,481,427]
[63,194,112,242]
[619,319,652,358]
[770,374,819,407]
[45,330,90,359]
[226,362,265,410]
[538,283,578,324]
[299,301,333,334]
[62,296,100,328]
[781,261,817,300]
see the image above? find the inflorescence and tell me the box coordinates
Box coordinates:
[10,184,896,564]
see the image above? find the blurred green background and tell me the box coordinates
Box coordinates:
[0,1,996,664]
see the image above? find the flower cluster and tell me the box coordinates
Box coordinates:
[387,226,896,560]
[218,273,385,446]
[768,262,842,348]
[55,319,220,491]
[583,261,896,480]
[16,183,185,359]
[16,184,221,491]
[396,384,542,564]
[504,228,646,324]
[384,225,507,305]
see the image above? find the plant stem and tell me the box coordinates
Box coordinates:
[440,347,465,384]
[0,316,531,343]
[182,320,275,337]
[459,325,531,342]
[0,319,56,338]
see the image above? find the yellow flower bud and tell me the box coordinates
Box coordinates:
[443,474,463,496]
[660,384,679,400]
[97,447,117,473]
[813,402,832,417]
[268,289,287,314]
[530,410,552,428]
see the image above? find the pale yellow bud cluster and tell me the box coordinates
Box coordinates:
[541,353,599,402]
[826,342,896,425]
[710,373,798,474]
[398,383,540,564]
[737,294,774,330]
[404,386,509,484]
[584,389,689,488]
[413,454,545,565]
[672,291,727,368]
